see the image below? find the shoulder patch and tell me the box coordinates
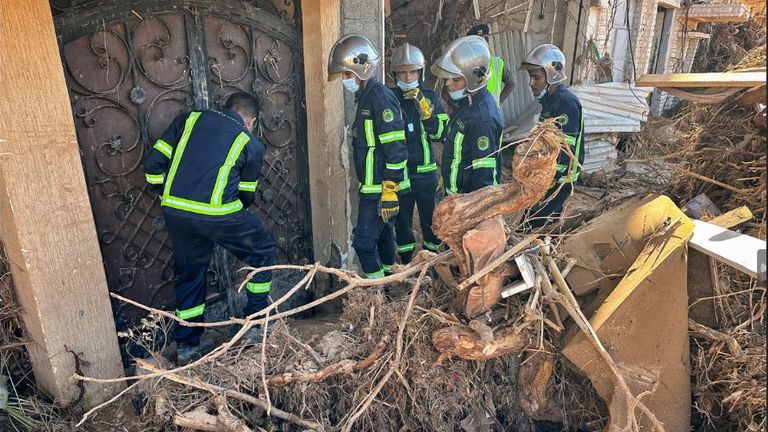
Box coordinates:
[382,109,395,123]
[456,119,465,131]
[361,109,371,116]
[556,114,569,126]
[477,136,490,151]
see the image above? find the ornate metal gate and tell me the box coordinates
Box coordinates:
[52,0,312,330]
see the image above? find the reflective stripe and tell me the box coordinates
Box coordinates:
[472,157,496,169]
[246,281,271,294]
[238,180,258,192]
[366,269,385,279]
[360,178,411,194]
[417,163,437,173]
[364,119,375,189]
[378,130,405,143]
[423,241,440,251]
[429,113,449,140]
[397,243,416,253]
[162,196,243,216]
[145,173,164,184]
[386,159,408,170]
[176,303,205,320]
[448,132,464,194]
[154,139,173,159]
[212,132,250,205]
[565,135,577,146]
[382,264,392,274]
[163,112,202,198]
[556,163,568,172]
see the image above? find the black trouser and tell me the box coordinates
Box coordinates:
[352,197,396,278]
[525,182,574,229]
[394,174,441,263]
[164,210,276,345]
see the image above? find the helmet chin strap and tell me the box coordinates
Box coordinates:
[536,84,550,100]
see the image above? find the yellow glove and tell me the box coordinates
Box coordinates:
[403,88,433,120]
[378,180,399,223]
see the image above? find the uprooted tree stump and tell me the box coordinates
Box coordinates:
[432,321,535,363]
[432,120,564,277]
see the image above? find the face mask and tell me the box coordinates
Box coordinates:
[342,78,360,93]
[397,80,419,91]
[448,89,466,100]
[535,86,548,100]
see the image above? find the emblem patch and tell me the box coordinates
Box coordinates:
[361,109,371,116]
[382,109,395,123]
[556,114,569,126]
[477,136,490,151]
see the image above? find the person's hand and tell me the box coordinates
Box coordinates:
[403,88,433,120]
[378,180,399,222]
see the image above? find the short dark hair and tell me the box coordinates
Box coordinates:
[225,92,260,119]
[467,24,490,37]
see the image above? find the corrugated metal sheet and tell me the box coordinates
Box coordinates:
[488,30,536,127]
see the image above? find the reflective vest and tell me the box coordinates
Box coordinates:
[486,56,505,106]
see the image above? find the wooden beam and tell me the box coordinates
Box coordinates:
[636,71,766,88]
[690,220,766,280]
[707,206,754,229]
[0,0,124,407]
[301,0,351,271]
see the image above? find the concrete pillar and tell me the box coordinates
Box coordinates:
[0,0,124,407]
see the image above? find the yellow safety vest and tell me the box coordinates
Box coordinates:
[486,56,505,106]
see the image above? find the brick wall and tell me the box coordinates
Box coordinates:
[631,0,661,77]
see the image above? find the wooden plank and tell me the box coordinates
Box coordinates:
[707,206,754,229]
[636,72,766,88]
[0,0,124,407]
[690,220,766,280]
[301,0,349,272]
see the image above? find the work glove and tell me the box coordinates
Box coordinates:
[403,88,433,120]
[378,180,400,223]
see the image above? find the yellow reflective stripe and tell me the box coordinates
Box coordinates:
[212,132,250,205]
[382,264,392,274]
[423,241,441,251]
[163,112,202,198]
[399,178,411,190]
[429,113,449,140]
[448,132,464,194]
[162,195,243,216]
[246,281,271,294]
[397,243,416,253]
[378,130,405,143]
[386,159,407,170]
[176,303,205,320]
[417,163,437,173]
[472,157,496,169]
[360,178,411,194]
[366,269,385,279]
[238,180,258,192]
[145,173,164,184]
[364,119,375,188]
[565,135,577,146]
[556,163,568,172]
[154,139,173,159]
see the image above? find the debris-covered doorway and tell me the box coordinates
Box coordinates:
[51,0,312,331]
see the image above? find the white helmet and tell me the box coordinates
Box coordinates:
[430,36,491,92]
[328,34,380,81]
[518,44,567,85]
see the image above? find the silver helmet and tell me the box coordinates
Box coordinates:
[390,43,426,72]
[518,44,567,85]
[430,36,491,93]
[328,34,380,81]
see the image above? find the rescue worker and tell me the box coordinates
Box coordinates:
[466,24,515,106]
[143,92,276,364]
[327,34,409,279]
[518,44,584,228]
[432,35,503,195]
[389,43,449,264]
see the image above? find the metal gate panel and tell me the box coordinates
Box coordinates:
[52,1,311,330]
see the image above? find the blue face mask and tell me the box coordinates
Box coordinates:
[342,78,360,93]
[448,89,466,100]
[535,86,549,100]
[397,80,419,91]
